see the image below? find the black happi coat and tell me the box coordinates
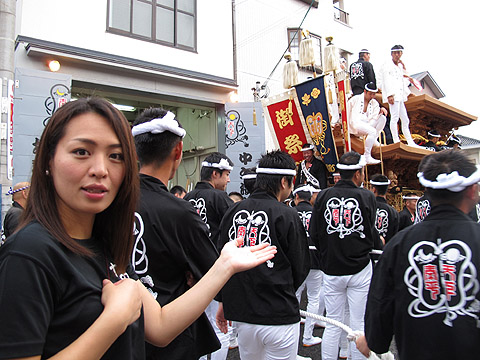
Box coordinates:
[2,201,24,238]
[185,181,233,247]
[0,222,145,359]
[365,205,480,359]
[375,196,399,244]
[218,190,310,325]
[415,194,432,224]
[295,157,329,189]
[398,206,415,231]
[310,180,382,276]
[349,57,377,95]
[296,200,321,269]
[135,174,220,359]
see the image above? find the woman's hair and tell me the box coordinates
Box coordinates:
[20,97,139,272]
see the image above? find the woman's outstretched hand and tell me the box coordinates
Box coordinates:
[219,238,277,274]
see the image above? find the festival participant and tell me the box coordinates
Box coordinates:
[131,108,221,359]
[398,193,418,231]
[369,174,398,244]
[309,151,382,360]
[295,143,329,189]
[169,185,187,198]
[228,191,244,203]
[185,152,234,360]
[349,49,376,96]
[422,129,442,152]
[2,182,30,240]
[347,82,387,164]
[185,152,234,247]
[0,97,276,359]
[446,134,461,149]
[293,185,324,347]
[378,45,417,146]
[356,149,480,359]
[414,192,432,224]
[241,167,257,196]
[216,150,310,360]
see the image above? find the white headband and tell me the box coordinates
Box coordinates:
[256,167,297,176]
[293,185,313,196]
[336,155,367,170]
[370,179,391,186]
[202,158,233,171]
[301,145,315,151]
[403,195,420,200]
[417,166,480,192]
[242,174,257,180]
[131,111,186,138]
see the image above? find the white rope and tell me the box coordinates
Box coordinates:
[299,310,395,360]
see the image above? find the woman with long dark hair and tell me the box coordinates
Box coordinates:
[0,97,276,359]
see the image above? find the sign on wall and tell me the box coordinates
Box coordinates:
[13,68,71,184]
[225,102,265,197]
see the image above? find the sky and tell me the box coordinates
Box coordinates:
[347,0,479,137]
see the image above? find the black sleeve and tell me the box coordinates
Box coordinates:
[365,242,396,353]
[289,214,310,290]
[0,254,56,358]
[365,62,377,87]
[182,209,219,280]
[3,209,22,238]
[294,165,301,187]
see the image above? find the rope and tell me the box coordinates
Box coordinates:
[299,310,395,360]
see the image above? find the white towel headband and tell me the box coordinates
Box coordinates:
[336,155,367,170]
[131,111,186,138]
[417,165,480,192]
[202,158,233,171]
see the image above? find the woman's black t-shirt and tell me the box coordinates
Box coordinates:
[0,221,145,359]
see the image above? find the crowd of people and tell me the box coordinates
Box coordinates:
[0,45,478,360]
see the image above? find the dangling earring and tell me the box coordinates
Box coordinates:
[45,170,50,176]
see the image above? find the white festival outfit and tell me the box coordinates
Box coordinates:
[378,50,417,146]
[347,90,386,165]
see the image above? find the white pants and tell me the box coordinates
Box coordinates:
[199,300,230,360]
[236,321,300,360]
[354,115,386,157]
[295,269,324,339]
[388,101,414,144]
[321,263,372,360]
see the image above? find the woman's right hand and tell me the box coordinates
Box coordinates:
[101,279,142,329]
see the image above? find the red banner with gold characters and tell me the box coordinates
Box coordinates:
[337,80,350,152]
[262,89,309,163]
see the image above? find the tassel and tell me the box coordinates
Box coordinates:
[324,36,340,73]
[328,88,333,104]
[299,31,315,67]
[253,108,257,126]
[283,52,298,89]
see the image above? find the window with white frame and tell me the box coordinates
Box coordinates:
[287,28,323,71]
[107,0,196,51]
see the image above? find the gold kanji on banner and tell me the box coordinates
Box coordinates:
[302,93,311,106]
[275,108,294,129]
[284,134,303,154]
[311,87,321,99]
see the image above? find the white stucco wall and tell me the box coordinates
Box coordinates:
[16,0,235,80]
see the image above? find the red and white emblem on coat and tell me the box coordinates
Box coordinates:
[229,210,273,267]
[324,197,364,239]
[405,239,479,327]
[189,198,210,233]
[375,208,389,237]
